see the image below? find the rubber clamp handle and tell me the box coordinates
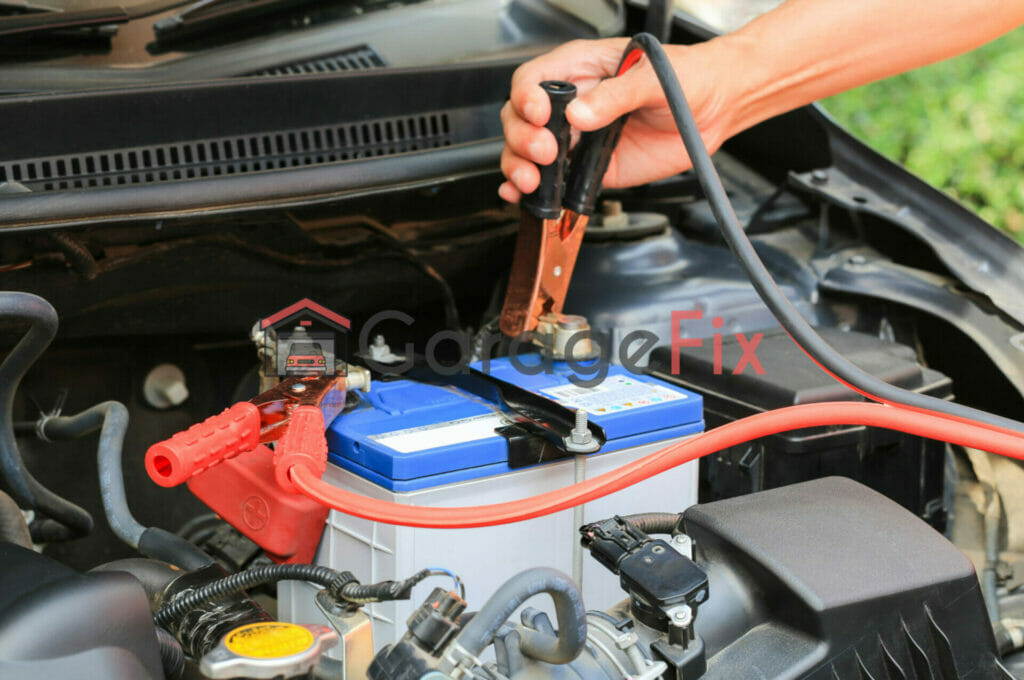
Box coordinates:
[273,405,327,493]
[145,401,260,487]
[563,116,627,216]
[520,80,577,220]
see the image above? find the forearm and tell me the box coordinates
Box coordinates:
[711,0,1024,136]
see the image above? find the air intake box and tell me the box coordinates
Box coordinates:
[685,477,1008,678]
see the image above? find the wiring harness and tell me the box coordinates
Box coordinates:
[154,564,441,628]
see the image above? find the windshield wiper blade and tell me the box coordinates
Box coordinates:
[153,0,319,42]
[0,5,129,38]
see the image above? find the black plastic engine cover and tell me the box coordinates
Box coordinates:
[684,477,1010,679]
[0,542,164,680]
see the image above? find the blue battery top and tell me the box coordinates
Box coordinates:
[327,356,703,491]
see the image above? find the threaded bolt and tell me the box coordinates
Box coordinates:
[570,409,591,445]
[601,200,623,216]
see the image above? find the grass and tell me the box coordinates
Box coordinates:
[823,27,1024,243]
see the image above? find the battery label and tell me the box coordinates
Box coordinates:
[369,413,509,453]
[540,375,686,415]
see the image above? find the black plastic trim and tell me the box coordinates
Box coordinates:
[0,139,503,231]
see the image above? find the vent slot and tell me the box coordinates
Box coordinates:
[0,111,451,193]
[247,45,385,77]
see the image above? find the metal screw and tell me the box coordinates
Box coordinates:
[811,169,829,184]
[652,545,665,554]
[600,200,623,217]
[557,315,587,331]
[668,605,693,628]
[570,410,591,445]
[599,199,628,228]
[670,534,693,559]
[290,383,307,393]
[565,408,599,453]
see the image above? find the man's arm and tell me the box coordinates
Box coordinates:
[499,1,1024,202]
[725,0,1024,137]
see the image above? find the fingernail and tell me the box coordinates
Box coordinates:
[567,99,593,124]
[523,101,539,124]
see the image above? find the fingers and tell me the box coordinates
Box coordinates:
[509,38,629,126]
[500,99,549,198]
[498,181,521,204]
[501,101,557,166]
[499,37,633,202]
[501,143,539,197]
[566,64,657,131]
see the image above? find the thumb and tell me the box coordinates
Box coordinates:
[566,67,653,131]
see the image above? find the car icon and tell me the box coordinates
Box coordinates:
[284,341,327,376]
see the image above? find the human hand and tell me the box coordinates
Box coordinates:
[498,37,736,203]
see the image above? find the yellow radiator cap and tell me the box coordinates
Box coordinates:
[200,621,338,679]
[224,622,315,659]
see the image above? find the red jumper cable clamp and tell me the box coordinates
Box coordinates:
[145,375,347,563]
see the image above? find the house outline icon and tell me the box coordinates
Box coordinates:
[260,298,351,333]
[259,299,350,377]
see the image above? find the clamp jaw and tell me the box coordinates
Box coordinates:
[499,79,629,346]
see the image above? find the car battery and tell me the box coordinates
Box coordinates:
[278,356,704,647]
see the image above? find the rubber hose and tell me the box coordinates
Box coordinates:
[138,527,215,571]
[444,567,586,669]
[40,401,144,547]
[0,291,93,538]
[156,627,185,680]
[37,402,214,568]
[91,558,183,610]
[999,593,1024,618]
[0,488,31,548]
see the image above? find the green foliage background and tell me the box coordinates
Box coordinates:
[824,28,1024,243]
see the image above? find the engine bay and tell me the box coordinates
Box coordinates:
[1,4,1024,680]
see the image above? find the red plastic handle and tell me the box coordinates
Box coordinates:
[145,401,261,487]
[272,405,327,493]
